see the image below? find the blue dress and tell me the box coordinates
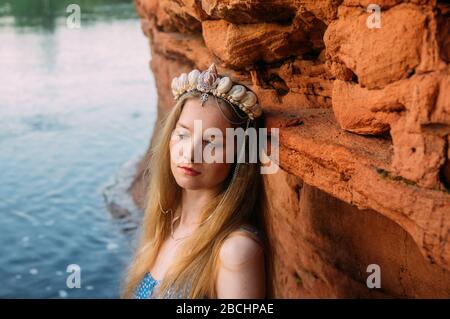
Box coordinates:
[134,225,261,299]
[135,271,187,299]
[135,272,160,299]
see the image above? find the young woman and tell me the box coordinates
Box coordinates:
[122,64,270,299]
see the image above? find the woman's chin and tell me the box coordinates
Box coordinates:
[174,176,205,190]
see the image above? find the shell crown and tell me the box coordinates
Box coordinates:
[171,63,262,120]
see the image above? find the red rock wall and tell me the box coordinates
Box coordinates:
[131,0,450,297]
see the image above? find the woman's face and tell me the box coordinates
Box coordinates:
[169,97,235,191]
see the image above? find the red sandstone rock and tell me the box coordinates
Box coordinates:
[185,0,339,25]
[132,0,450,298]
[202,15,321,69]
[325,4,428,89]
[264,169,450,298]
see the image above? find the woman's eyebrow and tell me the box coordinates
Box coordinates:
[176,122,191,130]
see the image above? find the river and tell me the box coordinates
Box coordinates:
[0,0,155,298]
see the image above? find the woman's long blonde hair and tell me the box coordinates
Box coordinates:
[122,91,272,298]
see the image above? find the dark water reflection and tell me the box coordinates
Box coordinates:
[0,0,137,30]
[0,0,155,298]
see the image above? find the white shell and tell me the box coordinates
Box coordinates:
[171,77,179,91]
[217,77,233,94]
[241,91,257,107]
[188,70,200,88]
[228,85,246,101]
[178,73,189,91]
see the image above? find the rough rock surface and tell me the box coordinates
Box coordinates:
[131,0,450,297]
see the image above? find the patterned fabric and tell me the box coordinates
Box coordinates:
[134,225,261,299]
[135,272,186,299]
[135,272,159,299]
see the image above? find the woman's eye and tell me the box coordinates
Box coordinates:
[203,137,218,146]
[173,131,189,140]
[205,139,223,148]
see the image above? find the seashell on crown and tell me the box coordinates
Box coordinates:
[170,63,262,120]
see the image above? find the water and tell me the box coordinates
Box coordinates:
[0,0,156,298]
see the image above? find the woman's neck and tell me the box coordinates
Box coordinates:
[178,187,219,229]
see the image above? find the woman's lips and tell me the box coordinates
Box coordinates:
[178,166,201,176]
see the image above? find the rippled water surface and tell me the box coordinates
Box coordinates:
[0,0,155,298]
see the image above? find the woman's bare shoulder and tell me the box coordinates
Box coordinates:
[219,225,264,270]
[216,225,266,298]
